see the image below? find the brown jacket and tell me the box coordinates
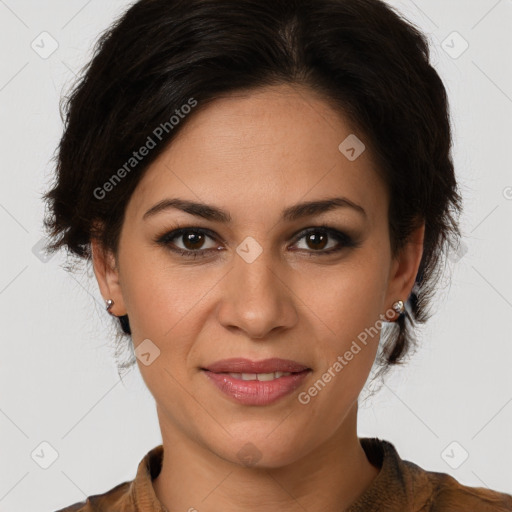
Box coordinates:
[55,437,512,511]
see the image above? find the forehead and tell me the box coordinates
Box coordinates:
[124,84,387,228]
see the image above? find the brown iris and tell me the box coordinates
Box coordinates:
[305,232,328,251]
[182,232,206,250]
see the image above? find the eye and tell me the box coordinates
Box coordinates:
[156,225,359,259]
[290,226,358,255]
[156,228,221,258]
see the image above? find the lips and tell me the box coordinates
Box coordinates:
[202,357,311,374]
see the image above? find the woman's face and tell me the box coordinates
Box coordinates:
[93,84,423,467]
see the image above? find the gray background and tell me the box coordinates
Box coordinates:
[0,0,511,510]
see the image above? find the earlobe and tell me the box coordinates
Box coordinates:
[386,221,425,319]
[91,238,127,316]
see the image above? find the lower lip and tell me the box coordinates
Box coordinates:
[203,370,311,406]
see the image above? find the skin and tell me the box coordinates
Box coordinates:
[91,83,424,512]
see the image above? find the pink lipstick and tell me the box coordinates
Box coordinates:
[202,358,311,406]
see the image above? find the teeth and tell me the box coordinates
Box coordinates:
[227,371,292,381]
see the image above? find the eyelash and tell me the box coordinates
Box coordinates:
[155,225,359,259]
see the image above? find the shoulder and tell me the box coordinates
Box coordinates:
[54,501,86,512]
[400,457,512,511]
[358,438,512,512]
[421,469,512,512]
[53,444,164,512]
[53,480,132,511]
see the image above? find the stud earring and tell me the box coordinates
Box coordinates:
[106,299,114,312]
[392,300,405,316]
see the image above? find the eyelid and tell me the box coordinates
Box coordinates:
[156,226,221,249]
[155,224,358,257]
[291,225,348,244]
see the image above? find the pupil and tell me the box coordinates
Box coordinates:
[180,231,329,251]
[308,232,327,250]
[184,232,204,250]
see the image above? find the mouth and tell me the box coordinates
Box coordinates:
[201,358,312,406]
[207,370,306,381]
[202,357,311,374]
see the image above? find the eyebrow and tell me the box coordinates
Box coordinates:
[143,196,366,223]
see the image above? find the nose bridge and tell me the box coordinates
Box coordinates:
[234,232,275,285]
[217,240,296,337]
[233,243,281,306]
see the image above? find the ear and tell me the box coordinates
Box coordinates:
[385,221,425,318]
[91,236,127,317]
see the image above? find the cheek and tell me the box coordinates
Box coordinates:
[295,252,389,399]
[118,245,211,338]
[297,283,384,434]
[301,252,389,339]
[119,255,218,396]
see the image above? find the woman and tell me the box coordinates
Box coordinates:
[43,0,512,510]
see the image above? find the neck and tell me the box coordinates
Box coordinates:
[152,401,380,512]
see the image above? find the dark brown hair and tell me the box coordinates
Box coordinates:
[42,0,463,382]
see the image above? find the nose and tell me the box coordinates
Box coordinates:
[216,249,298,339]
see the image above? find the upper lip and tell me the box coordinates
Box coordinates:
[203,358,311,374]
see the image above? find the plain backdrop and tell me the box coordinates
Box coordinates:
[0,1,511,510]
